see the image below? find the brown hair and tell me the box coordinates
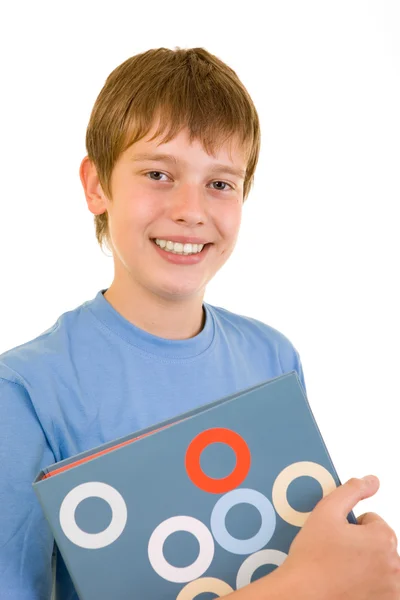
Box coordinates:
[85,47,261,252]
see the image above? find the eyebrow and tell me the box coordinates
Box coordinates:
[130,152,246,179]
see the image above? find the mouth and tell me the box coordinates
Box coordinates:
[150,238,212,256]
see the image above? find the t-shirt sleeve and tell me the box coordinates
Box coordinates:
[0,377,56,599]
[293,349,307,395]
[277,339,307,395]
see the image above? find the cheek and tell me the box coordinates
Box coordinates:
[219,205,242,239]
[127,185,161,220]
[112,192,161,233]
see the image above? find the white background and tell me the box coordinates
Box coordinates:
[0,0,399,540]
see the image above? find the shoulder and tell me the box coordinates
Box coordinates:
[0,297,92,385]
[206,303,306,391]
[207,303,299,351]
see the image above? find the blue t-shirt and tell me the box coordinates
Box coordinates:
[0,290,306,599]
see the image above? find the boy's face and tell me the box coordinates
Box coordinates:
[84,120,248,303]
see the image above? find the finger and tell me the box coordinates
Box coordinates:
[357,511,387,526]
[318,475,380,520]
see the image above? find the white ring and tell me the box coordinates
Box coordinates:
[236,549,288,588]
[59,481,127,549]
[148,516,214,583]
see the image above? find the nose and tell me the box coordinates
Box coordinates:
[167,182,207,226]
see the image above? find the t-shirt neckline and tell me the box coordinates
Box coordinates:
[86,289,216,360]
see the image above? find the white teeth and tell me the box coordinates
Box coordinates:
[154,239,205,255]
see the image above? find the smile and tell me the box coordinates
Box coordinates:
[153,238,206,256]
[151,239,212,265]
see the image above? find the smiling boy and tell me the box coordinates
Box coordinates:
[84,117,247,341]
[0,47,399,600]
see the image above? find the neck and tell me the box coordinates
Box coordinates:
[103,280,206,340]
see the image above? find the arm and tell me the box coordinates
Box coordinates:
[0,377,55,599]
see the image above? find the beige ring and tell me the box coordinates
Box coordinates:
[176,577,234,599]
[272,461,336,527]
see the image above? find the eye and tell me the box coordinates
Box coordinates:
[146,171,169,182]
[210,181,233,192]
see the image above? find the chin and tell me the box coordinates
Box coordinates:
[154,281,206,300]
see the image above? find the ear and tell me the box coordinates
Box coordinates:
[79,156,108,216]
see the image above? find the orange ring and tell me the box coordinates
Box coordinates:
[185,428,251,494]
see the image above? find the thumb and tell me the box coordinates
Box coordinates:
[318,475,380,520]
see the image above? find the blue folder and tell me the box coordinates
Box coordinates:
[33,371,356,599]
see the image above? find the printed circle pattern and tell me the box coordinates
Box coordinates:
[185,428,251,494]
[272,461,337,526]
[236,549,288,588]
[210,488,276,555]
[59,482,127,549]
[176,577,234,599]
[148,516,214,583]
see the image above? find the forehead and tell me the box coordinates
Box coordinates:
[130,121,248,169]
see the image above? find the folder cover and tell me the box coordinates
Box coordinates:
[33,371,356,599]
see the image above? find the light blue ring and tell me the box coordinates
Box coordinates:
[210,488,276,555]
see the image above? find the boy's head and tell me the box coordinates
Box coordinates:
[80,47,260,303]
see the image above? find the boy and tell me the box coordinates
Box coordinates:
[0,47,399,600]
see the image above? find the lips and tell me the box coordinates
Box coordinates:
[152,237,212,264]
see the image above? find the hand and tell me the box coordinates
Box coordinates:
[283,475,400,599]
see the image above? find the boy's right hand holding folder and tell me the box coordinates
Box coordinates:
[230,475,400,599]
